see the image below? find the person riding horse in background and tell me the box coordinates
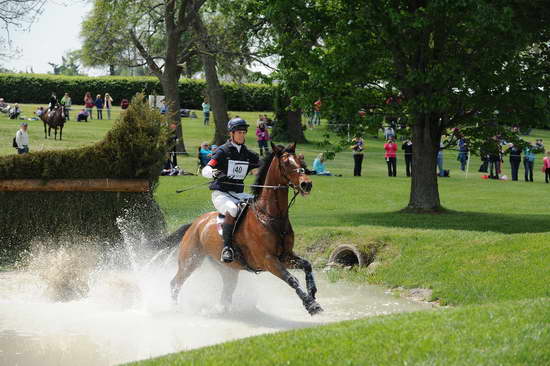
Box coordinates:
[202,117,260,263]
[48,92,58,113]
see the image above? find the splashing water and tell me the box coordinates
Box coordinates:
[0,222,432,366]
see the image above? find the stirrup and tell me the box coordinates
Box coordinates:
[221,247,234,263]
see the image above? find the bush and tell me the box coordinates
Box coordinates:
[0,94,169,263]
[0,73,276,111]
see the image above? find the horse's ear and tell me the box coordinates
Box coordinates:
[271,142,279,153]
[288,142,296,152]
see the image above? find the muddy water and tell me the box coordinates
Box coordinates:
[0,248,431,366]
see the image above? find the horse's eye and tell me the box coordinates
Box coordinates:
[298,168,305,174]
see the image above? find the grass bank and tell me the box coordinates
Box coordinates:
[128,298,550,366]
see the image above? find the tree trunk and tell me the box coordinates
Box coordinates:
[161,71,186,153]
[194,17,229,146]
[287,108,306,143]
[407,115,442,211]
[109,64,116,76]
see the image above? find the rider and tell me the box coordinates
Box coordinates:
[48,92,58,113]
[202,117,260,263]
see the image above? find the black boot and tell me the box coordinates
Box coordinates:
[221,222,235,263]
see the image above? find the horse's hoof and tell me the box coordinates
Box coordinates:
[307,301,324,316]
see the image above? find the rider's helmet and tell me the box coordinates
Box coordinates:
[227,117,249,132]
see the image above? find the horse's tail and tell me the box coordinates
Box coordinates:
[147,223,192,250]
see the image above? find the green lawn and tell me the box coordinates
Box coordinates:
[2,104,549,365]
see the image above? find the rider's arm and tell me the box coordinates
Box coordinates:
[202,165,214,179]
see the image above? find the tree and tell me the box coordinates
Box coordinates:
[82,0,209,153]
[0,0,46,59]
[260,0,550,211]
[48,50,83,76]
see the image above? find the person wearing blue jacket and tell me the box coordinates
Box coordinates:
[95,94,104,120]
[523,144,536,182]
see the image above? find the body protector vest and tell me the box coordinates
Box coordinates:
[207,140,260,193]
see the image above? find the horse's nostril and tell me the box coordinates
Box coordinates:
[301,182,312,192]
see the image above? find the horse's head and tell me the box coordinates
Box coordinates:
[271,142,313,196]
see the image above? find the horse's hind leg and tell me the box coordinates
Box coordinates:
[43,123,47,139]
[266,256,323,316]
[170,245,204,304]
[287,254,317,300]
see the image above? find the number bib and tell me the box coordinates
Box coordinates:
[227,160,249,180]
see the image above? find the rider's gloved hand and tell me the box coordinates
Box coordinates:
[212,169,226,179]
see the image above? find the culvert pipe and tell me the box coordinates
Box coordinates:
[328,244,374,268]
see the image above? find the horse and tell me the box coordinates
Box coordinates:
[170,142,323,315]
[40,104,66,140]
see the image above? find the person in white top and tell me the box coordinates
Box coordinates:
[15,122,30,154]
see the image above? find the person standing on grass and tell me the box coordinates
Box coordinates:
[457,136,468,171]
[384,136,398,177]
[202,98,210,126]
[523,143,536,182]
[84,92,94,120]
[256,122,270,156]
[15,122,29,154]
[60,93,72,120]
[95,94,104,120]
[542,151,550,183]
[508,143,522,181]
[402,138,413,177]
[351,135,365,177]
[104,93,113,120]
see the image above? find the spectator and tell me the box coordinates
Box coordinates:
[351,136,365,177]
[523,143,536,182]
[508,143,522,181]
[161,154,181,176]
[297,154,316,175]
[35,106,44,118]
[159,99,167,114]
[309,99,321,127]
[9,103,21,119]
[263,114,273,127]
[313,153,332,176]
[543,151,550,183]
[0,97,7,110]
[15,122,29,154]
[104,93,114,120]
[402,139,413,177]
[437,143,446,177]
[84,92,94,120]
[60,93,72,120]
[95,94,104,120]
[211,144,218,154]
[202,98,210,126]
[77,109,89,122]
[457,137,468,171]
[256,122,270,156]
[198,142,213,168]
[535,138,545,153]
[120,98,130,110]
[384,137,398,177]
[384,125,395,140]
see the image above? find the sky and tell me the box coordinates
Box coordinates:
[2,0,94,74]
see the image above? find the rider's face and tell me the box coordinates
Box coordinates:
[231,130,247,145]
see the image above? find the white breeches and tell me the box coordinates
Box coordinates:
[212,190,253,217]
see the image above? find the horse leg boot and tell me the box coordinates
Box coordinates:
[289,255,318,300]
[221,214,236,263]
[268,258,323,316]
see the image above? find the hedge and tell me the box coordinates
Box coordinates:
[0,94,168,263]
[0,73,275,111]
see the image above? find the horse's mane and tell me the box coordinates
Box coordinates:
[251,145,293,199]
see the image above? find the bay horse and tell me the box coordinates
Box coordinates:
[170,142,323,315]
[40,104,66,140]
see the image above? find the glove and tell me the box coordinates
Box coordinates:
[212,169,225,179]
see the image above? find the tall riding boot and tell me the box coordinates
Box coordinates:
[221,217,236,263]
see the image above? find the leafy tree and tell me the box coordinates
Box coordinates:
[48,50,83,76]
[260,0,550,211]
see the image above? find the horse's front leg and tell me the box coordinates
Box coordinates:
[287,254,317,300]
[266,255,323,316]
[43,123,47,139]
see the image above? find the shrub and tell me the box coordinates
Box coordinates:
[0,94,169,263]
[0,73,276,111]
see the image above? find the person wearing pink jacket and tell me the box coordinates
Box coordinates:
[256,122,270,156]
[384,136,398,176]
[543,151,550,183]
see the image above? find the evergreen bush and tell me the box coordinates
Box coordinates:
[0,94,169,264]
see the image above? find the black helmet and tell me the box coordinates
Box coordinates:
[227,117,249,132]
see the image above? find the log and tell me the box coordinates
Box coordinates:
[0,179,149,192]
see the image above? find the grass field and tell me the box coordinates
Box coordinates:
[2,104,549,365]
